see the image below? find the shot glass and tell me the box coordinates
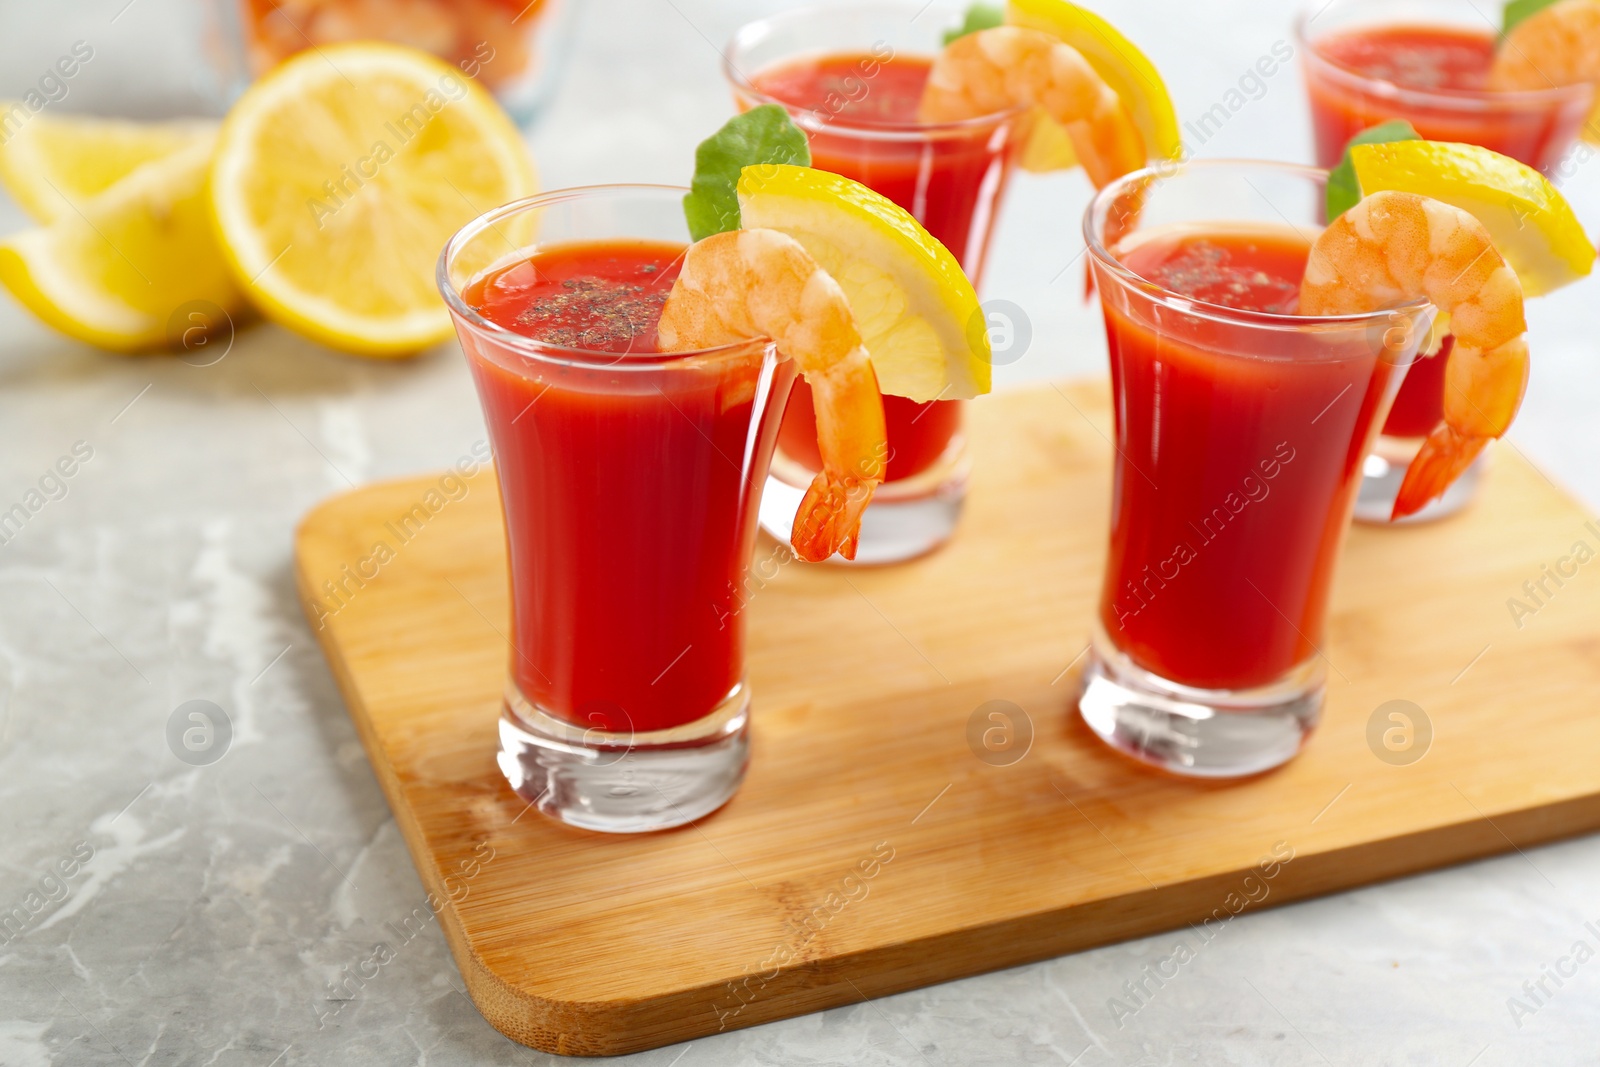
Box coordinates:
[1297,0,1594,523]
[1077,160,1432,777]
[438,186,795,832]
[726,2,1029,563]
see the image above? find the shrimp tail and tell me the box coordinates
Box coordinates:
[1392,424,1489,520]
[1392,336,1528,518]
[793,472,874,562]
[791,346,886,561]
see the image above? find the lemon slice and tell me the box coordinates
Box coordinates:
[0,141,245,352]
[737,164,990,401]
[209,43,537,357]
[1005,0,1181,173]
[0,106,215,224]
[1350,140,1594,297]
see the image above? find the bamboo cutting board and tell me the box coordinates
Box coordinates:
[296,379,1600,1057]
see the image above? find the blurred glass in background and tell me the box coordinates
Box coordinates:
[210,0,574,123]
[0,0,573,124]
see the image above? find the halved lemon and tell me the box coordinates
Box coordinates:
[0,141,246,352]
[1005,0,1182,172]
[737,164,990,401]
[0,105,215,223]
[1350,140,1594,297]
[209,43,537,357]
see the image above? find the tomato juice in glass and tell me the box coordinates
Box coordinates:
[1078,161,1431,777]
[439,186,793,832]
[1101,226,1398,690]
[727,4,1028,561]
[1299,14,1592,175]
[1297,0,1594,520]
[462,239,794,736]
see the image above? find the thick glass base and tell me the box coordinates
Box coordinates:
[758,441,970,565]
[497,683,749,833]
[1075,630,1323,778]
[1354,437,1488,525]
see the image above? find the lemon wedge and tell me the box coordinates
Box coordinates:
[0,141,245,352]
[737,165,991,402]
[209,43,537,357]
[0,106,215,224]
[1350,140,1594,297]
[1005,0,1181,172]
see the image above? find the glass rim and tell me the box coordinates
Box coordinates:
[722,0,1028,140]
[436,184,775,371]
[1293,3,1595,111]
[1082,157,1432,331]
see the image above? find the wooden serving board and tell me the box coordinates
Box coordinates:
[296,379,1600,1057]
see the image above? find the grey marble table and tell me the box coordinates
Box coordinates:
[2,1,1599,1064]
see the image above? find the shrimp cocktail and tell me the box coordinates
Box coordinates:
[439,109,991,831]
[1077,148,1591,777]
[727,0,1180,562]
[1299,0,1600,521]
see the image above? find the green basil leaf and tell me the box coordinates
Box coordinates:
[683,104,811,242]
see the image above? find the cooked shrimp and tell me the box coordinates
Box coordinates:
[1300,191,1528,519]
[1489,0,1600,108]
[918,27,1146,188]
[657,228,887,562]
